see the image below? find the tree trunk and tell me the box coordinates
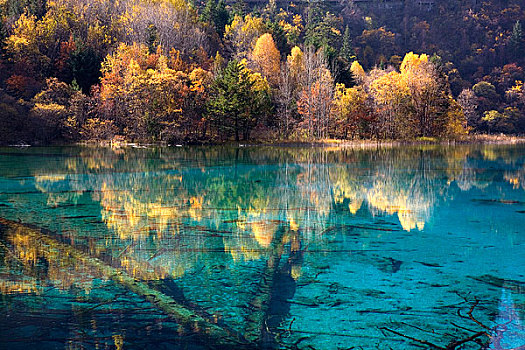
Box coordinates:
[0,217,249,348]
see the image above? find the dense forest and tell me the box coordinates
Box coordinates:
[0,0,524,144]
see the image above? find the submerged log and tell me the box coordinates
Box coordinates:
[469,274,525,294]
[244,227,286,344]
[0,217,249,348]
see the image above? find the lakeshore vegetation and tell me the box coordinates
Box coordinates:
[0,0,524,144]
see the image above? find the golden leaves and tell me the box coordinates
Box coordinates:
[225,14,266,59]
[350,61,365,83]
[251,33,281,86]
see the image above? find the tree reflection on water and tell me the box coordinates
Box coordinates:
[0,144,523,349]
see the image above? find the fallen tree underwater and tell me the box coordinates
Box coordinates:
[244,227,287,345]
[0,217,251,349]
[3,217,515,350]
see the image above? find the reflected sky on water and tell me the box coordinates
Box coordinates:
[0,145,523,349]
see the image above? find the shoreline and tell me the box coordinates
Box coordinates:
[4,134,525,148]
[250,134,525,148]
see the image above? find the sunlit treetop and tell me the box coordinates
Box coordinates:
[350,61,365,82]
[251,33,281,86]
[400,52,429,74]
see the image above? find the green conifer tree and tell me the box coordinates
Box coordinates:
[207,60,256,141]
[340,26,355,62]
[200,0,216,24]
[510,20,523,59]
[214,0,230,38]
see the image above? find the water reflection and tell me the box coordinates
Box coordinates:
[15,146,525,239]
[0,144,524,349]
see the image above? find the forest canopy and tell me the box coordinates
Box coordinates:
[0,0,524,144]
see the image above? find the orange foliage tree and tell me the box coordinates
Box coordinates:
[96,43,211,141]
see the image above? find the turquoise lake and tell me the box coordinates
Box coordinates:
[0,145,523,349]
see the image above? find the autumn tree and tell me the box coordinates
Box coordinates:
[350,61,365,84]
[120,0,208,56]
[296,47,334,139]
[506,80,525,107]
[488,64,524,96]
[332,84,369,139]
[400,52,451,137]
[275,46,304,137]
[368,69,410,138]
[5,12,48,79]
[458,89,479,130]
[31,78,80,142]
[224,14,266,60]
[96,43,210,141]
[251,33,281,86]
[352,52,466,139]
[444,98,468,136]
[276,10,303,47]
[3,0,119,96]
[501,80,525,133]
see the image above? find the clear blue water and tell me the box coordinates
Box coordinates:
[0,145,523,349]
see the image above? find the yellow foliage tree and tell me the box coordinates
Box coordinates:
[399,52,463,136]
[224,14,266,59]
[97,43,210,141]
[251,33,281,86]
[350,61,365,83]
[369,70,410,138]
[445,98,468,136]
[5,13,38,59]
[355,52,467,138]
[332,84,369,139]
[400,51,429,74]
[277,12,303,45]
[287,46,305,81]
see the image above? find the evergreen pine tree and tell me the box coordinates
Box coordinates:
[207,60,256,141]
[232,0,247,17]
[214,0,229,38]
[510,20,523,59]
[200,0,216,24]
[340,26,355,62]
[6,0,46,19]
[70,47,102,94]
[268,21,290,57]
